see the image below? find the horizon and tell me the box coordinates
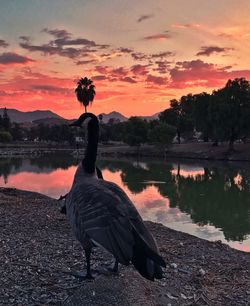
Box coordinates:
[1,1,250,119]
[0,106,160,119]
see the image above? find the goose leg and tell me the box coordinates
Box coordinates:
[110,259,119,273]
[85,247,93,279]
[72,247,97,280]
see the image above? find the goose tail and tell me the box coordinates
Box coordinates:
[131,227,166,281]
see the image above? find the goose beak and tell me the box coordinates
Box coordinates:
[69,119,82,127]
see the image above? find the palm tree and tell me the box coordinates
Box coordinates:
[75,77,96,113]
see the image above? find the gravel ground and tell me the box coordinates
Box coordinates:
[0,187,250,306]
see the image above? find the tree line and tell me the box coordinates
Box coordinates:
[160,77,250,150]
[1,77,250,150]
[100,77,250,151]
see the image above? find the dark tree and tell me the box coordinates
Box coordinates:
[75,77,96,113]
[212,78,250,150]
[193,92,212,142]
[122,117,148,152]
[159,95,194,143]
[2,108,11,131]
[148,122,175,157]
[11,123,23,141]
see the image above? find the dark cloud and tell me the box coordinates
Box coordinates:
[43,28,109,48]
[0,39,9,48]
[92,75,107,81]
[111,67,128,76]
[30,85,69,93]
[131,50,173,64]
[196,46,233,56]
[118,47,133,53]
[42,28,71,39]
[153,60,171,74]
[146,74,168,85]
[143,32,171,40]
[19,28,109,60]
[151,51,174,58]
[130,64,149,75]
[137,14,154,23]
[120,77,137,83]
[0,52,35,64]
[95,66,109,74]
[76,59,98,65]
[131,52,148,61]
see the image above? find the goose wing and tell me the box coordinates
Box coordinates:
[66,179,136,265]
[67,178,165,278]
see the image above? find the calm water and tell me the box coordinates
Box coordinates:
[1,154,250,252]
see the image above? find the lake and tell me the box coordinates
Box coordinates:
[0,154,250,252]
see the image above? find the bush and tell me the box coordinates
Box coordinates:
[0,131,13,143]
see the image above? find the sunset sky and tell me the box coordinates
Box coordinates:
[1,0,250,118]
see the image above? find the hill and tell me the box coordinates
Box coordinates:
[98,111,128,123]
[98,111,160,123]
[140,112,160,121]
[0,108,62,123]
[1,108,162,125]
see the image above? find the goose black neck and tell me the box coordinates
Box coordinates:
[83,114,99,174]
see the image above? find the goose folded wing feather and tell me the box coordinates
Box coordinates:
[67,180,136,265]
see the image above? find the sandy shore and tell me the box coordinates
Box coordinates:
[0,187,249,305]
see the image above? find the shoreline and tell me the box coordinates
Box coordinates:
[0,187,249,305]
[1,142,250,161]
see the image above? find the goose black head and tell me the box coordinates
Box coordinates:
[69,112,98,127]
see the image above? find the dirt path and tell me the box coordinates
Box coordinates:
[0,188,249,305]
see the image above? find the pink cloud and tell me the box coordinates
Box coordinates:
[0,52,35,65]
[146,74,168,85]
[196,46,233,56]
[143,33,171,41]
[169,59,250,88]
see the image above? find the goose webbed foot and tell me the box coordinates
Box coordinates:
[109,259,119,273]
[97,260,119,275]
[72,269,98,281]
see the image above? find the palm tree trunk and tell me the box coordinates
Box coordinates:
[84,105,87,113]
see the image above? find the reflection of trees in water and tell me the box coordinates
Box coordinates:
[1,156,250,242]
[112,160,250,242]
[0,154,78,182]
[100,160,176,194]
[173,166,250,242]
[0,158,23,183]
[29,154,78,170]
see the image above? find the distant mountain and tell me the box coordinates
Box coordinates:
[0,108,63,123]
[0,108,161,125]
[32,117,70,126]
[98,111,128,123]
[98,111,160,123]
[140,112,160,121]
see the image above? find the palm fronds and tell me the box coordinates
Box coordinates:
[75,77,96,112]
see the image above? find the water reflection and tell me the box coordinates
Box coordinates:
[0,155,250,251]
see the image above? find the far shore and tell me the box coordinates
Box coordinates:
[1,141,250,161]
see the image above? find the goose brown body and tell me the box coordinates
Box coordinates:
[66,113,165,280]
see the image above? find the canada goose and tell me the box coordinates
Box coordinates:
[66,113,166,281]
[59,167,103,215]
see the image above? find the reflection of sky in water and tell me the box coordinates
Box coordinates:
[1,158,250,252]
[171,163,204,177]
